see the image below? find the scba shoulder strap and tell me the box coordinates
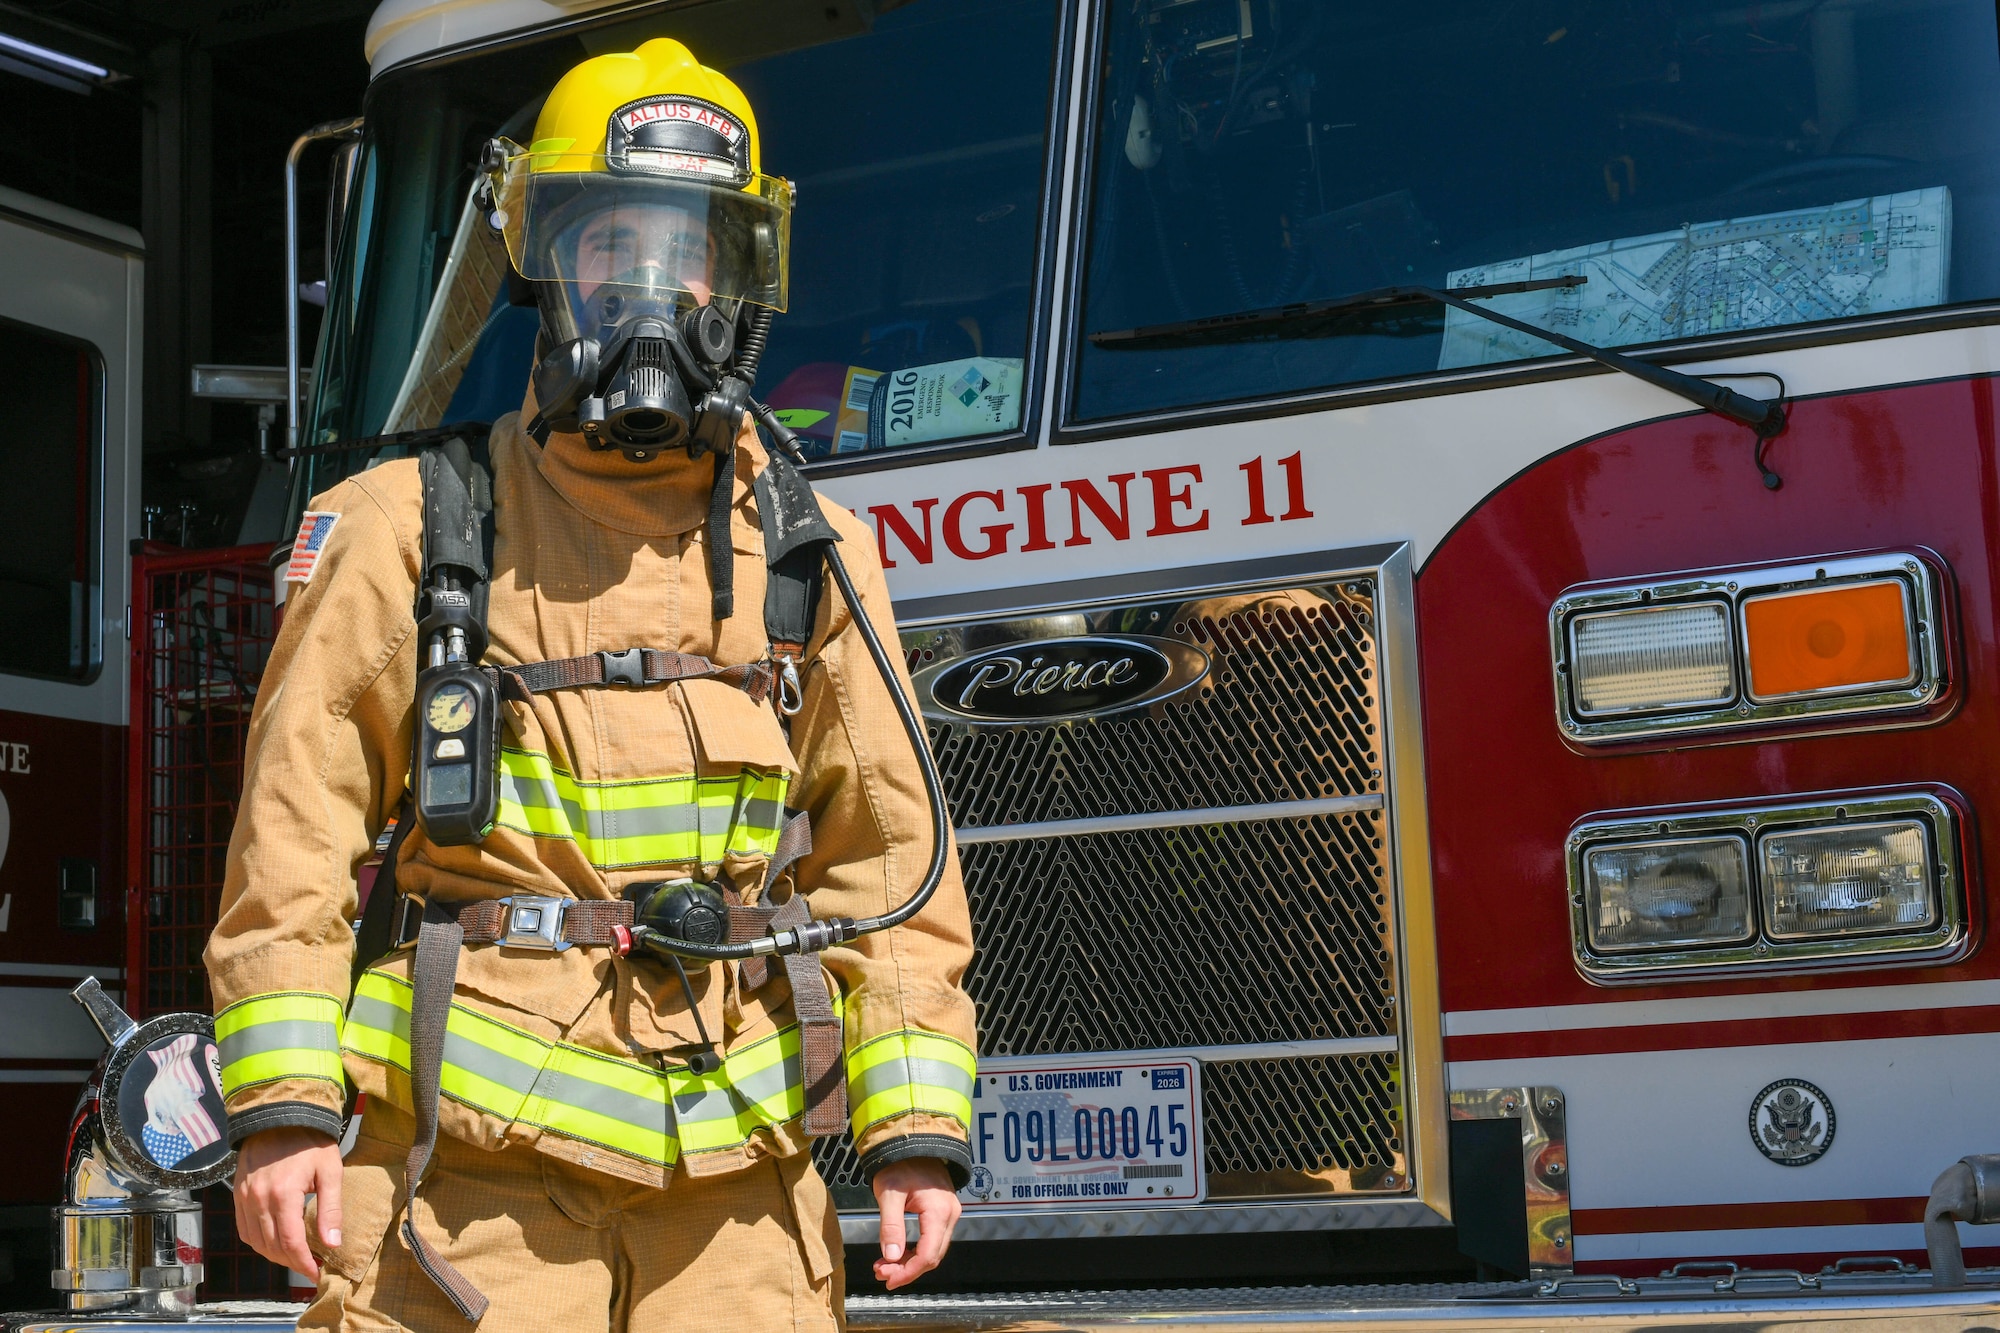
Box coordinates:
[416,433,496,641]
[384,430,835,876]
[753,446,840,714]
[411,428,831,712]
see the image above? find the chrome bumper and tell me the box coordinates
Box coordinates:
[843,1273,2000,1332]
[12,1274,2000,1333]
[2,1308,303,1333]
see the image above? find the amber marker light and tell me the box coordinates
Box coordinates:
[1742,579,1916,702]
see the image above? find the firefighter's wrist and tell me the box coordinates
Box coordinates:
[225,1100,345,1149]
[858,1133,972,1191]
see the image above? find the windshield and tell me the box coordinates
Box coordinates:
[1072,0,2000,423]
[298,0,1060,500]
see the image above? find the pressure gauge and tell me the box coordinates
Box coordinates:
[428,683,476,734]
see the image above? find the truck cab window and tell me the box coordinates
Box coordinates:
[1072,0,2000,423]
[0,319,98,681]
[301,0,1060,499]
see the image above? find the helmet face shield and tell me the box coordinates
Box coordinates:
[493,143,793,336]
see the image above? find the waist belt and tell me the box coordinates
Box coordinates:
[391,894,633,951]
[499,648,774,704]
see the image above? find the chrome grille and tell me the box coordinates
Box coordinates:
[817,575,1408,1213]
[905,585,1383,825]
[1203,1055,1403,1186]
[958,814,1393,1052]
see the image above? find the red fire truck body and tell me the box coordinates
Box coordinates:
[0,187,142,1268]
[809,330,2000,1274]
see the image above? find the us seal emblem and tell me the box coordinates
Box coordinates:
[1750,1078,1834,1166]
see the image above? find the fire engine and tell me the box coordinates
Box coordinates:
[14,0,2000,1326]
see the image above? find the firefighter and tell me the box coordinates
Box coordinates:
[205,39,977,1332]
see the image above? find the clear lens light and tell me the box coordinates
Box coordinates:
[1570,603,1735,716]
[1583,837,1753,952]
[1760,820,1937,939]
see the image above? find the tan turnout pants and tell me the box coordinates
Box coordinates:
[301,1102,846,1333]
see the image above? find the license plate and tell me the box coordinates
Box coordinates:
[957,1053,1204,1209]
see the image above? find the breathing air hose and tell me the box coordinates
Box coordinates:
[624,317,953,962]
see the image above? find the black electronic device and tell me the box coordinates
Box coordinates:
[413,659,500,845]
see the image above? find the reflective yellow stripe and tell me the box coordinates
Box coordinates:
[667,1026,802,1154]
[343,970,812,1166]
[214,992,346,1096]
[529,1043,675,1163]
[845,1027,977,1138]
[495,748,789,869]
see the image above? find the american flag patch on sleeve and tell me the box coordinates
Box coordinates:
[287,511,340,584]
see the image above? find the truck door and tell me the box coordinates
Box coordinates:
[0,185,142,1294]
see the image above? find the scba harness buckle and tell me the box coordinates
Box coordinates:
[599,647,646,687]
[499,895,572,951]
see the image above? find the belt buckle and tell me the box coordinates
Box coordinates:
[499,895,570,951]
[392,895,425,947]
[598,648,646,687]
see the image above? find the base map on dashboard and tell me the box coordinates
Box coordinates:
[1438,187,1951,368]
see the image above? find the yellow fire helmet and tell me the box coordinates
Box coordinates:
[491,38,793,341]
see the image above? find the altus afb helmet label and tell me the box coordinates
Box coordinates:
[608,95,751,184]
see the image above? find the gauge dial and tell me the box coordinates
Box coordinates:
[428,683,475,734]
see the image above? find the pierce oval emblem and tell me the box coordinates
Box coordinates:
[1749,1077,1834,1166]
[915,635,1210,725]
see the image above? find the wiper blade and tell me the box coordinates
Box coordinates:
[1091,277,1787,449]
[1090,277,1587,347]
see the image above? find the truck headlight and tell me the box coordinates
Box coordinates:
[1583,837,1752,951]
[1552,553,1944,744]
[1760,819,1937,939]
[1568,790,1966,982]
[1569,603,1735,716]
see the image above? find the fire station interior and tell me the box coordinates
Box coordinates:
[2,0,1999,1313]
[0,1,372,1305]
[0,1,372,551]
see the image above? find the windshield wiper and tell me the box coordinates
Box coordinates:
[1092,277,1788,483]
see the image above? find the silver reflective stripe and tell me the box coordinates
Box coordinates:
[581,804,701,841]
[442,1028,543,1102]
[729,1048,802,1110]
[500,769,584,820]
[740,799,785,841]
[346,993,408,1044]
[851,1054,975,1106]
[216,1018,340,1067]
[531,1064,667,1132]
[672,1081,744,1126]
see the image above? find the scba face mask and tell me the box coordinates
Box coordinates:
[490,139,791,461]
[527,286,741,460]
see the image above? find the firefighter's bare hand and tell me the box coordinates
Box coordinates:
[872,1157,960,1290]
[233,1127,343,1281]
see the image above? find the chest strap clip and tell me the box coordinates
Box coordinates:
[598,647,646,687]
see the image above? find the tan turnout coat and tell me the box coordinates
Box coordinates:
[204,401,976,1187]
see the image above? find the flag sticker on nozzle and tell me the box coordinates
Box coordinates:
[287,511,339,584]
[140,1032,224,1168]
